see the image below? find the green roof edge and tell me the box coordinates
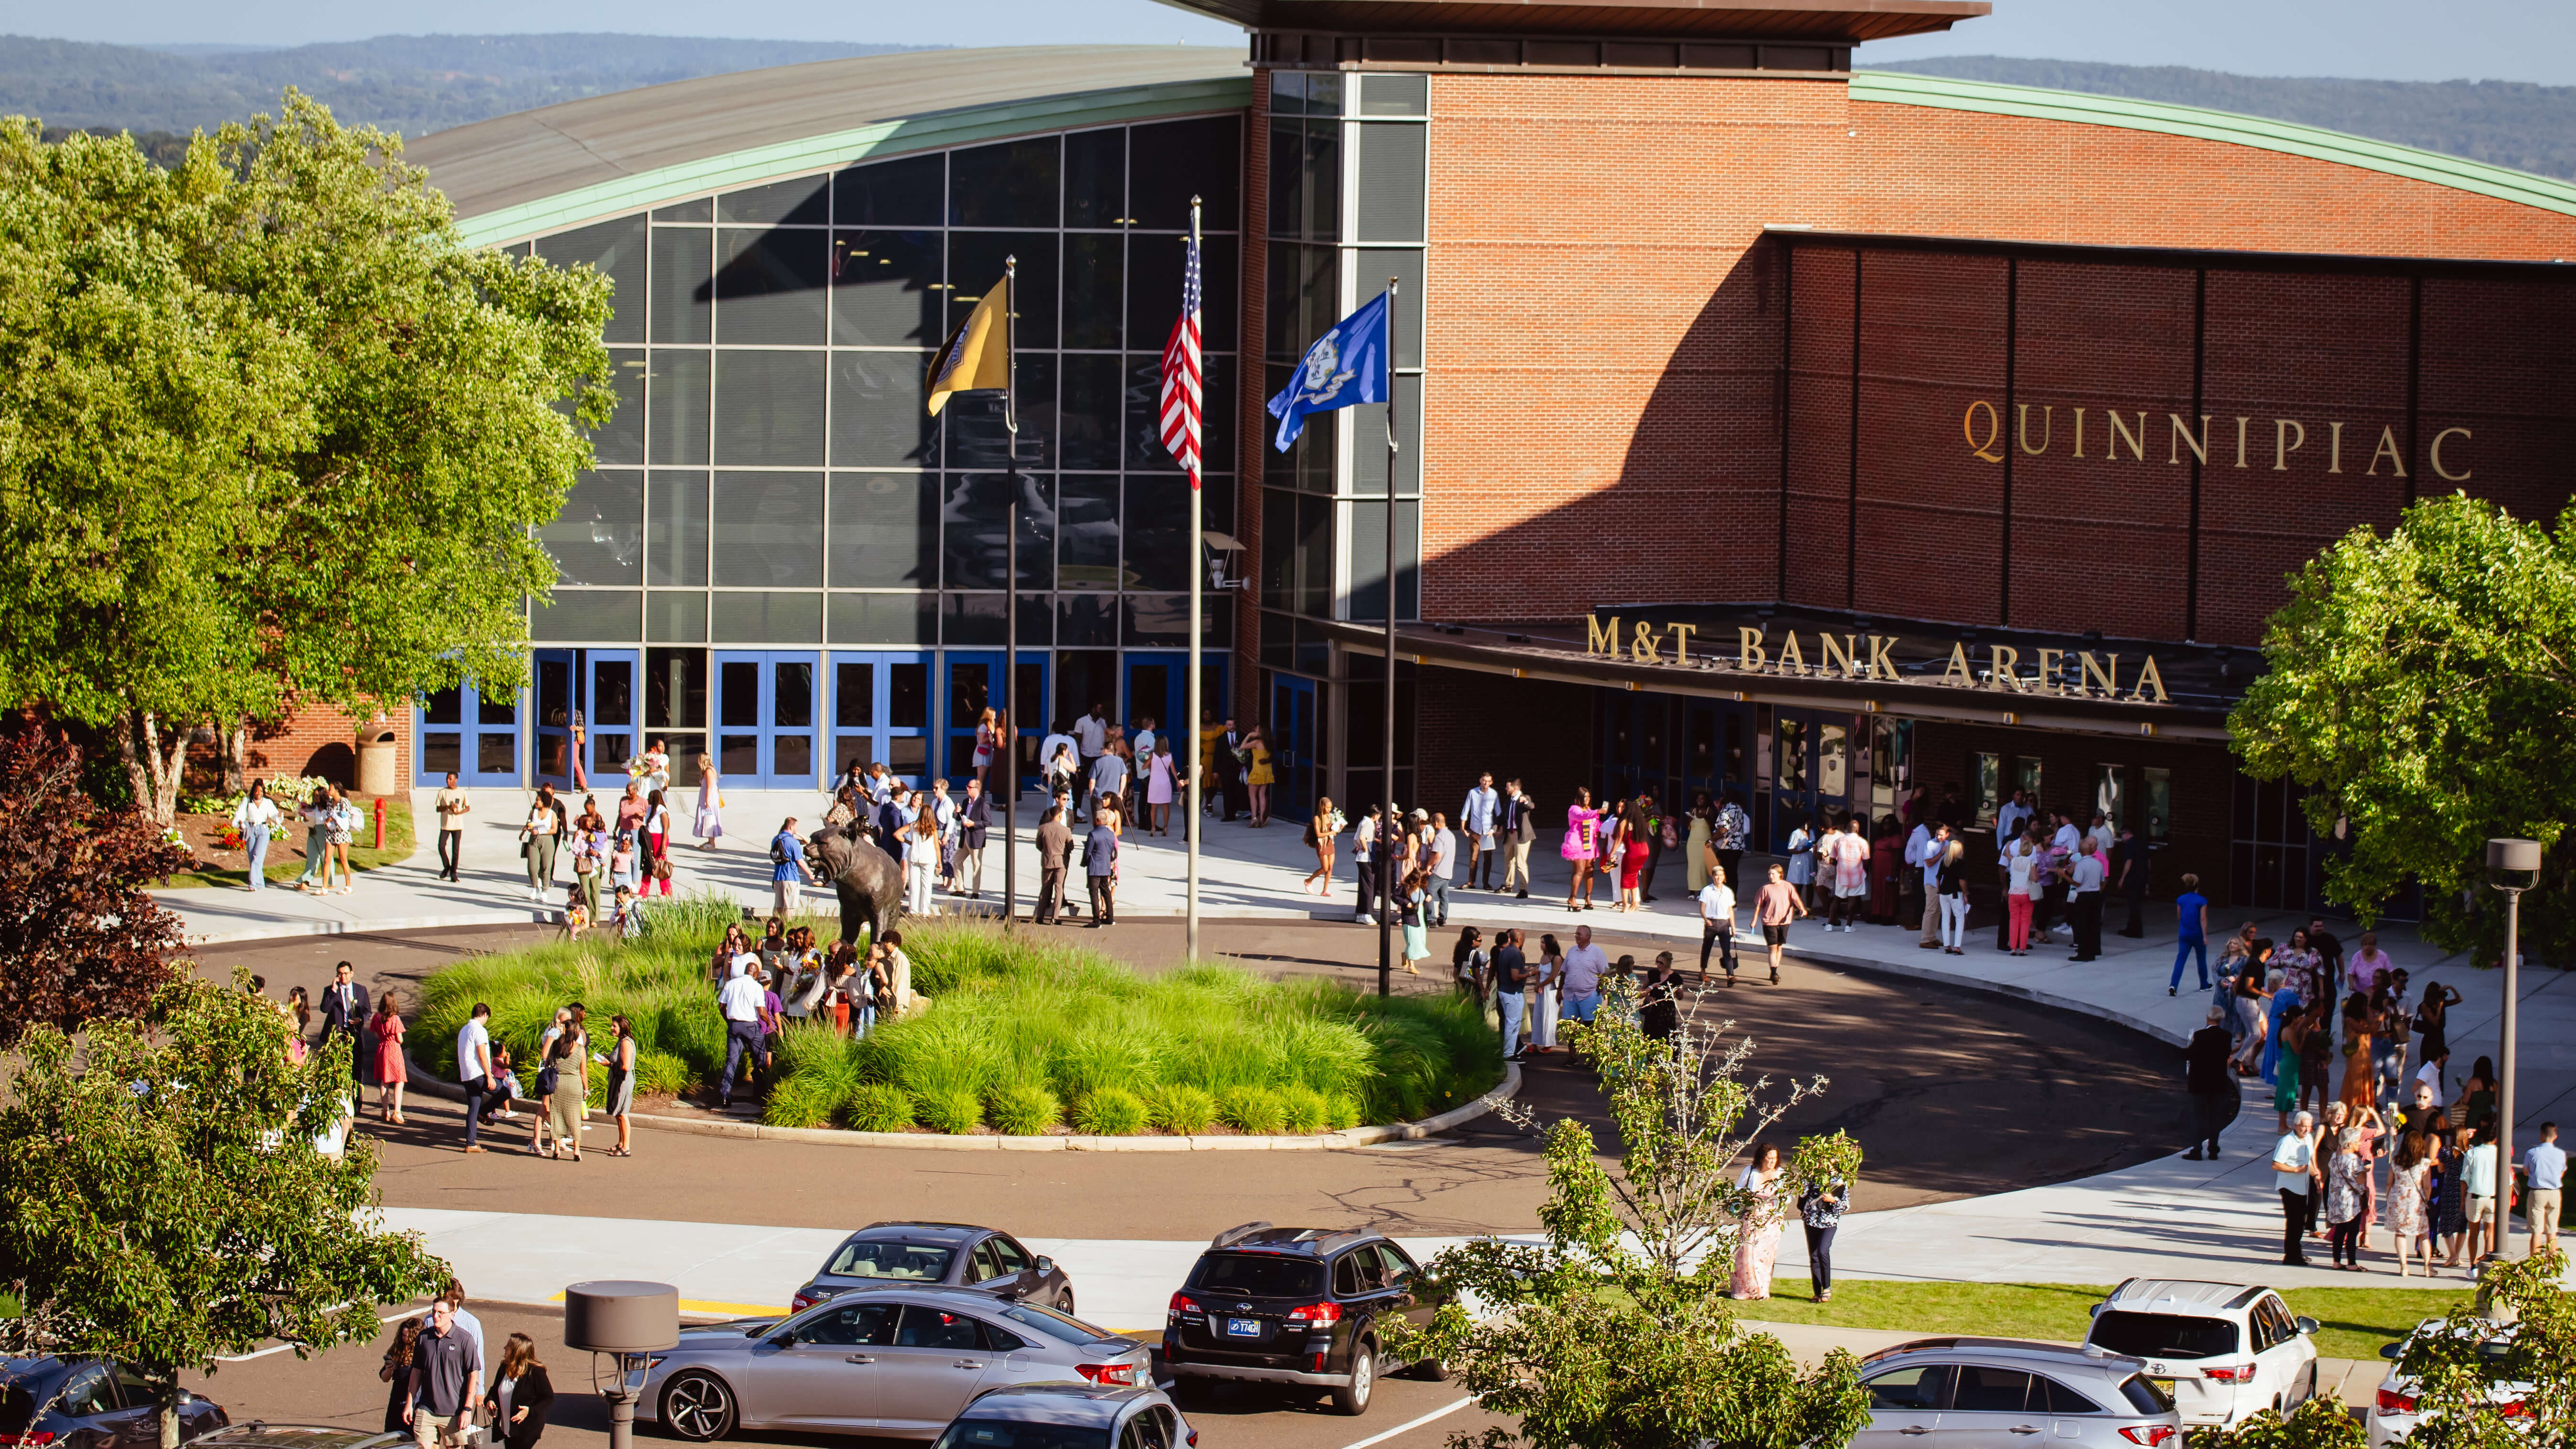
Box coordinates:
[1850,70,2576,220]
[451,74,1254,247]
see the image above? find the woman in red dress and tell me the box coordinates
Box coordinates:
[1617,802,1651,911]
[369,989,408,1125]
[1868,815,1903,924]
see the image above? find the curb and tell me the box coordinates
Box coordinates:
[186,910,564,945]
[1782,943,2192,1047]
[401,1058,1522,1153]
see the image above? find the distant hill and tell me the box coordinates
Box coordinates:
[0,32,932,142]
[1866,56,2576,180]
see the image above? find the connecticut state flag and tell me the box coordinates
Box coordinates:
[1266,291,1390,450]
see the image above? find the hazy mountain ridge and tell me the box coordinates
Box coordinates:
[1867,55,2576,180]
[0,32,931,141]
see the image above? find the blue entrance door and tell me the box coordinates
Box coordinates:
[417,678,520,788]
[713,650,822,792]
[533,650,578,791]
[828,652,932,790]
[585,650,643,789]
[1122,651,1225,756]
[1769,708,1860,850]
[940,653,1005,785]
[1269,672,1317,820]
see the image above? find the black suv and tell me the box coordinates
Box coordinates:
[1162,1223,1445,1417]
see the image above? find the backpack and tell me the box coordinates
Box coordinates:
[770,835,789,866]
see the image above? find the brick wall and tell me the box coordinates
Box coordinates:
[1415,665,1595,827]
[193,705,412,796]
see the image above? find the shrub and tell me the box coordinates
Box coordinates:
[1280,1085,1330,1135]
[917,1087,984,1135]
[637,890,742,942]
[1218,1084,1288,1135]
[1144,1083,1217,1135]
[1073,1087,1150,1136]
[634,1049,693,1097]
[1325,1094,1363,1131]
[989,1082,1063,1137]
[762,1075,844,1129]
[842,1083,916,1133]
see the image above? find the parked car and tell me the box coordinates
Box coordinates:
[932,1383,1197,1449]
[2366,1317,2531,1449]
[1852,1337,2180,1449]
[2083,1278,2320,1425]
[1161,1222,1447,1417]
[0,1358,228,1449]
[630,1285,1152,1441]
[791,1223,1075,1316]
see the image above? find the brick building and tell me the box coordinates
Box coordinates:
[333,6,2574,912]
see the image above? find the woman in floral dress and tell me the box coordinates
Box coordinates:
[2386,1130,2433,1276]
[1729,1141,1788,1299]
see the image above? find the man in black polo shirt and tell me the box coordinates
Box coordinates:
[406,1299,475,1449]
[2184,1006,2236,1160]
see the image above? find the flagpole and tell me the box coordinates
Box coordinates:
[1002,257,1018,933]
[1185,197,1204,965]
[1378,275,1399,1000]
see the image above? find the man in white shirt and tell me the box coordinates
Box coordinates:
[2050,812,2082,854]
[1073,706,1108,770]
[1427,813,1458,926]
[1460,774,1501,891]
[2068,843,2107,961]
[2524,1123,2564,1259]
[1903,819,1934,937]
[718,967,766,1111]
[2272,1112,2318,1266]
[1559,925,1610,1024]
[1994,789,2033,851]
[2459,1134,2501,1260]
[1131,716,1157,763]
[1696,871,1738,984]
[455,1004,497,1154]
[1915,823,1950,947]
[1825,818,1868,932]
[2414,1058,2447,1108]
[1352,808,1380,924]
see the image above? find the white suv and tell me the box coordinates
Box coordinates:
[2083,1279,2319,1427]
[2366,1316,2530,1448]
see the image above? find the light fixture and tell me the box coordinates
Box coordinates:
[1201,531,1248,592]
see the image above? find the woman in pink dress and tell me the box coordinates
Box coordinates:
[1145,743,1177,836]
[1730,1141,1787,1299]
[368,990,408,1126]
[1561,787,1603,913]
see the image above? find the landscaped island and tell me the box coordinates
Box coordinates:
[416,916,1501,1137]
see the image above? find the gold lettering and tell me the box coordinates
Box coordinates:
[2368,426,2407,477]
[1589,615,1621,656]
[1819,633,1860,678]
[1868,634,1898,680]
[2130,655,2168,704]
[2107,410,2147,462]
[2017,403,2053,456]
[2235,416,2250,469]
[2169,414,2209,465]
[1632,620,1661,664]
[2072,407,2086,459]
[2274,418,2305,472]
[2034,647,2064,695]
[1777,632,1809,676]
[2329,420,2346,474]
[1941,642,1974,687]
[1964,399,2003,463]
[2431,427,2471,481]
[2079,652,2119,698]
[1668,623,1696,665]
[1990,645,2022,692]
[1738,627,1767,672]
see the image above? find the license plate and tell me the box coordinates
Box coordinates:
[1225,1318,1261,1338]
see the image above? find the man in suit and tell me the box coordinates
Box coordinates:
[1217,718,1249,821]
[1033,805,1073,924]
[319,960,369,1086]
[2184,1006,2236,1160]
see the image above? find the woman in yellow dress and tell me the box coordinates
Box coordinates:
[1245,725,1276,827]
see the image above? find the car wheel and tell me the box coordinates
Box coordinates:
[1331,1344,1376,1416]
[1412,1353,1452,1383]
[1055,1288,1075,1315]
[663,1372,738,1442]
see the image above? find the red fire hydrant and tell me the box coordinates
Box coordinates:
[373,796,386,851]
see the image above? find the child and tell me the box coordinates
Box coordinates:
[610,828,641,897]
[488,1041,524,1121]
[612,884,645,940]
[564,898,591,939]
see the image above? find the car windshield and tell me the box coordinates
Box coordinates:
[931,1421,1110,1449]
[825,1239,956,1281]
[2091,1311,2239,1360]
[995,1303,1127,1347]
[1193,1253,1326,1299]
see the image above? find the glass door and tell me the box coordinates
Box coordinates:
[828,653,932,790]
[1770,709,1814,851]
[416,679,520,788]
[941,653,1003,785]
[532,649,577,790]
[1269,672,1317,820]
[586,650,642,789]
[712,650,822,792]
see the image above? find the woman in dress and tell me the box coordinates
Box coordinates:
[368,990,407,1125]
[1561,786,1603,912]
[1245,727,1275,827]
[693,753,724,849]
[972,708,1000,794]
[1616,804,1652,912]
[2436,1125,2473,1267]
[1145,741,1178,836]
[1638,951,1682,1044]
[603,1014,637,1159]
[2276,930,2321,1006]
[1784,817,1817,909]
[1302,796,1342,896]
[2323,1127,2370,1270]
[1729,1141,1787,1299]
[2272,997,2306,1133]
[1398,867,1431,976]
[1685,793,1713,894]
[2387,1128,2432,1276]
[2340,992,2379,1112]
[544,1024,587,1163]
[378,1317,424,1432]
[1868,816,1902,926]
[1452,926,1488,1003]
[1529,932,1563,1054]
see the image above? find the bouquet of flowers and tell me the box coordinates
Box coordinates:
[625,755,652,780]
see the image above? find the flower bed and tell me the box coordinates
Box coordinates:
[414,920,1501,1136]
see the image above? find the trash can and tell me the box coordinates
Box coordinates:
[356,729,399,798]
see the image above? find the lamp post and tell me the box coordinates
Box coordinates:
[2485,836,2539,1266]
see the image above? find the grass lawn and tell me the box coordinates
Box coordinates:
[154,799,417,890]
[415,913,1503,1136]
[1737,1280,2470,1362]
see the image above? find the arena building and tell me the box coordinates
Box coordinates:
[351,3,2576,915]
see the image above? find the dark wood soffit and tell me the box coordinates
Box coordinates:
[1174,0,1986,40]
[1769,227,2576,282]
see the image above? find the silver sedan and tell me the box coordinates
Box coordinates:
[631,1287,1154,1442]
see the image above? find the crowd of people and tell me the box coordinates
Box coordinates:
[381,1279,553,1449]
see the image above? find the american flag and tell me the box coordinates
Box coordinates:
[1158,231,1203,488]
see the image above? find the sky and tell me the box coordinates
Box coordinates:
[27,0,2576,84]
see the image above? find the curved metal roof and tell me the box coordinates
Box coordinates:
[406,44,1248,244]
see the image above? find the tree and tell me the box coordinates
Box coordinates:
[0,720,192,1050]
[1383,980,1870,1449]
[0,94,613,821]
[2230,492,2576,967]
[2397,1254,2574,1449]
[0,970,450,1448]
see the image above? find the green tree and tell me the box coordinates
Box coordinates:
[0,971,449,1448]
[0,93,612,821]
[2230,492,2576,966]
[1383,980,1869,1449]
[2397,1255,2574,1449]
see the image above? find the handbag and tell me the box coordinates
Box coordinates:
[652,854,674,880]
[535,1063,559,1097]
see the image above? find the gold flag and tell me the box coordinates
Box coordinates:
[924,275,1010,415]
